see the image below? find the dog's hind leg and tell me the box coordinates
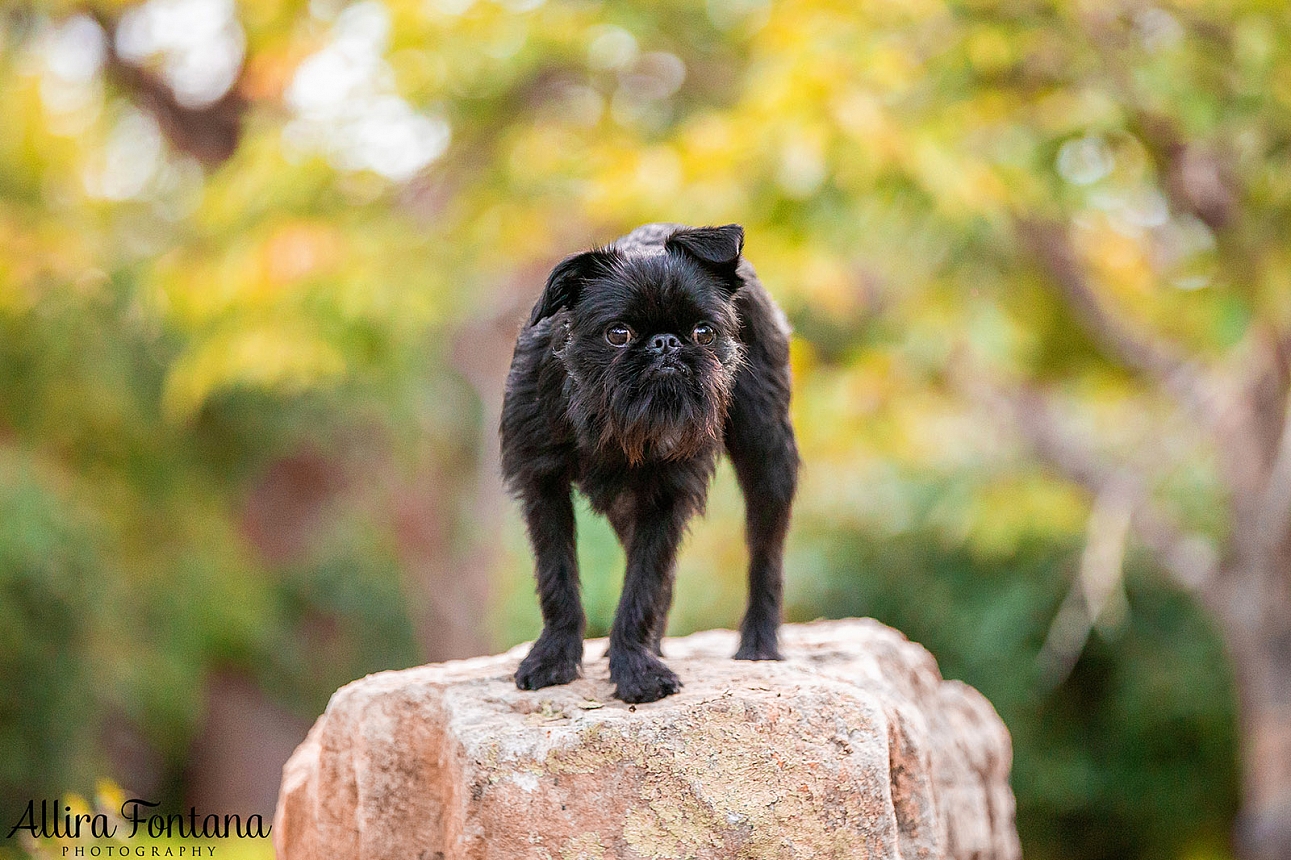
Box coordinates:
[725,355,799,661]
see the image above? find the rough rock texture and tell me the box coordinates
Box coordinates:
[274,619,1020,860]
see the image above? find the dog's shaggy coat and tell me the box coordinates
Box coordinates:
[500,223,798,703]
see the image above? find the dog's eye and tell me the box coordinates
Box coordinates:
[605,323,634,347]
[692,322,716,345]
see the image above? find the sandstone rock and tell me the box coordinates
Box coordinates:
[274,618,1020,860]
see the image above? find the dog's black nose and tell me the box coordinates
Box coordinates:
[648,333,682,355]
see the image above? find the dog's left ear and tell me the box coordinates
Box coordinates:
[666,224,744,292]
[528,248,618,326]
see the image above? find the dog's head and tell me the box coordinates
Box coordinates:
[528,224,747,464]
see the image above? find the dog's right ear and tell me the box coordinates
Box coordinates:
[528,248,618,327]
[665,224,744,293]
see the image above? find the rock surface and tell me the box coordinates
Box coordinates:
[274,619,1020,860]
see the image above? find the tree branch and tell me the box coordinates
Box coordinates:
[1257,399,1291,553]
[1134,112,1238,235]
[1017,218,1221,430]
[957,364,1223,601]
[1037,475,1134,690]
[92,9,246,167]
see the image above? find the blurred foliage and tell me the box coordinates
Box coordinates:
[2,0,1282,856]
[791,526,1239,860]
[0,453,101,809]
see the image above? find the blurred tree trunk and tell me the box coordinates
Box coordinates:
[1226,603,1291,859]
[93,10,246,167]
[1018,219,1291,860]
[185,671,310,819]
[1219,406,1291,859]
[391,305,523,663]
[392,463,495,663]
[1169,305,1291,860]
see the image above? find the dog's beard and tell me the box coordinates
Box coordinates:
[567,346,742,465]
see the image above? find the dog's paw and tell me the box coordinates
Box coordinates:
[610,651,682,703]
[734,631,782,661]
[515,636,582,690]
[733,644,782,661]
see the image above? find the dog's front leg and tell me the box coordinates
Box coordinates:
[608,497,687,703]
[515,476,585,690]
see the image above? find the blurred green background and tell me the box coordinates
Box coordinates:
[7,0,1291,857]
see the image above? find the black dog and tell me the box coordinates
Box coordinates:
[500,223,798,703]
